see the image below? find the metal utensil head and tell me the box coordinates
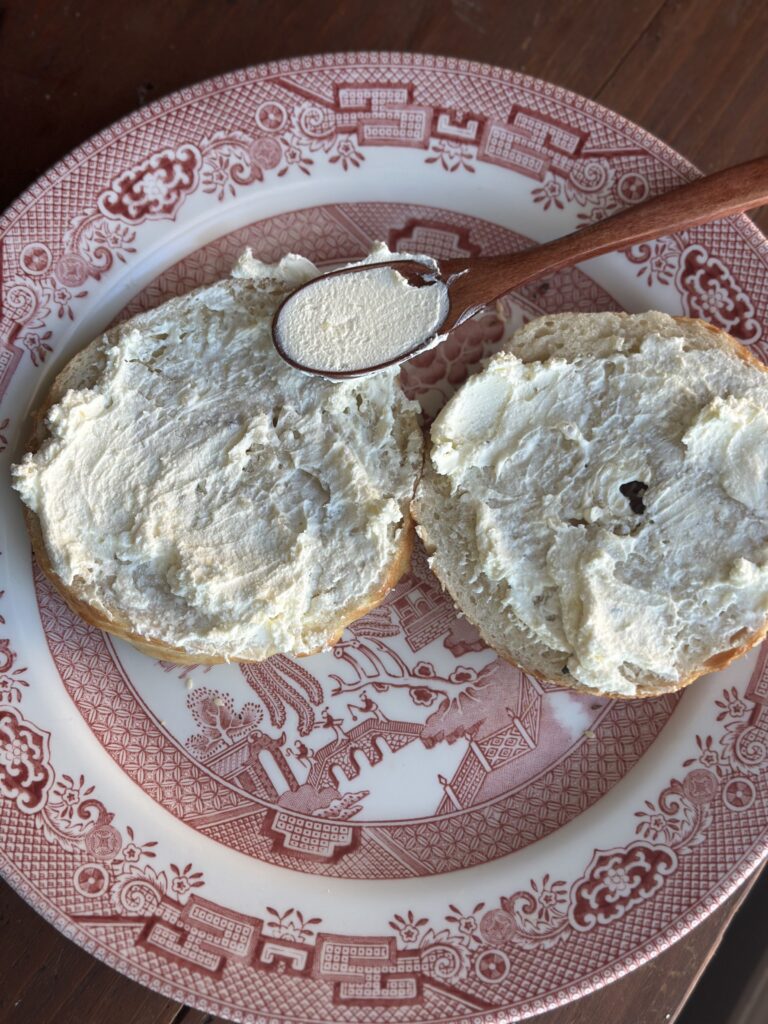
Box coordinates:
[271,259,457,379]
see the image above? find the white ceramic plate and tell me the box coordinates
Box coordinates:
[1,53,768,1023]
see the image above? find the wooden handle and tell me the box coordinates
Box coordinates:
[442,156,768,322]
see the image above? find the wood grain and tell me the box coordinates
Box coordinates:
[440,155,768,324]
[0,0,668,214]
[535,863,765,1024]
[1,1,767,1022]
[1,0,766,230]
[0,882,185,1024]
[597,0,768,226]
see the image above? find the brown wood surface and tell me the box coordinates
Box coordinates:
[1,2,768,1023]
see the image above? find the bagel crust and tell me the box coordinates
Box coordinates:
[14,250,423,663]
[413,311,768,698]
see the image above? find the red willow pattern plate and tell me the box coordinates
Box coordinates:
[1,53,768,1023]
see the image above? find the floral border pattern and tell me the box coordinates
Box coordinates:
[1,52,768,1024]
[1,628,766,1022]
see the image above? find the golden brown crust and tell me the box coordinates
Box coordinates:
[469,599,768,700]
[673,315,768,370]
[22,331,418,665]
[297,515,415,658]
[26,501,415,664]
[421,495,768,702]
[413,313,768,699]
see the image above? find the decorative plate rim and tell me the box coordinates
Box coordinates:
[1,50,767,1024]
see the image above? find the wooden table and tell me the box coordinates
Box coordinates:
[1,2,767,1022]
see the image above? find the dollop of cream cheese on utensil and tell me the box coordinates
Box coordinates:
[275,242,449,375]
[12,247,422,660]
[430,333,768,695]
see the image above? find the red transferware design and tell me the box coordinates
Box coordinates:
[1,52,767,1023]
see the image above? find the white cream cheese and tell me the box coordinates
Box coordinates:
[430,333,768,694]
[12,249,423,660]
[275,241,448,374]
[682,394,768,511]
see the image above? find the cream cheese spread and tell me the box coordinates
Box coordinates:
[275,241,448,375]
[682,394,768,511]
[429,333,768,695]
[12,248,423,660]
